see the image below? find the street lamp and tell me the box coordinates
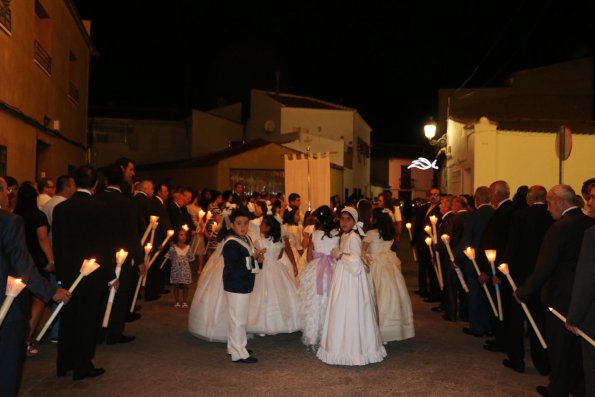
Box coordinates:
[424,118,447,147]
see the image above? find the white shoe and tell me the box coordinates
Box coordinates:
[174,302,181,308]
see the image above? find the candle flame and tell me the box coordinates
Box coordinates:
[6,276,27,297]
[405,222,412,229]
[182,224,189,231]
[441,234,450,242]
[429,215,437,225]
[498,263,509,274]
[464,247,475,260]
[167,229,175,236]
[424,237,432,246]
[485,250,497,262]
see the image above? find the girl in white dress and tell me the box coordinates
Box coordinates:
[298,206,339,350]
[317,207,387,366]
[188,229,229,342]
[364,208,415,343]
[247,215,301,335]
[282,205,302,276]
[248,201,267,242]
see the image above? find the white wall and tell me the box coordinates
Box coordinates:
[388,159,434,199]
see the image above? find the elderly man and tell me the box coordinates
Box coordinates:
[516,184,594,397]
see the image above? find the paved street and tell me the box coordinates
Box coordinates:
[20,238,544,397]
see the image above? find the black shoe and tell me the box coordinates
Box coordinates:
[134,305,142,311]
[536,386,552,397]
[73,367,105,380]
[423,297,441,303]
[431,306,444,312]
[144,295,160,302]
[483,343,505,353]
[160,288,170,294]
[106,335,136,345]
[57,367,71,377]
[126,312,142,322]
[502,359,525,373]
[234,356,258,364]
[462,327,483,337]
[484,338,498,346]
[413,290,427,295]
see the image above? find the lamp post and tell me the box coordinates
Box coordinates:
[424,118,447,148]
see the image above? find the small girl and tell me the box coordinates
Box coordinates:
[298,206,339,350]
[166,229,196,308]
[282,205,303,275]
[364,208,415,343]
[316,206,386,366]
[247,215,301,335]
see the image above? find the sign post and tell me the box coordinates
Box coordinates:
[555,126,572,184]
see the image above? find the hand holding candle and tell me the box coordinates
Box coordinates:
[498,263,547,349]
[485,250,503,321]
[0,277,27,327]
[464,247,498,317]
[548,307,595,347]
[37,259,100,341]
[441,234,469,293]
[103,250,128,328]
[425,237,443,290]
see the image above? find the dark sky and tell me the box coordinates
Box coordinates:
[74,1,594,145]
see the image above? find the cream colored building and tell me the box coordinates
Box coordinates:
[438,58,594,195]
[0,0,91,181]
[246,89,372,200]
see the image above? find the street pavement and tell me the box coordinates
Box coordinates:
[19,236,544,396]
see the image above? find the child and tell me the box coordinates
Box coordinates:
[298,206,339,350]
[282,205,303,275]
[316,206,386,366]
[222,208,265,363]
[364,208,415,343]
[247,215,301,335]
[166,229,196,308]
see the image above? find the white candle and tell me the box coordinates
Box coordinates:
[498,264,547,349]
[161,230,175,249]
[440,235,468,292]
[198,209,205,219]
[103,251,127,327]
[464,247,498,317]
[424,225,433,239]
[424,237,434,258]
[484,250,502,321]
[116,249,128,266]
[429,215,438,244]
[0,277,27,326]
[206,211,213,221]
[405,222,412,240]
[182,224,189,231]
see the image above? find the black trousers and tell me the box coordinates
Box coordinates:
[0,317,26,397]
[416,243,440,298]
[105,264,133,337]
[582,339,595,397]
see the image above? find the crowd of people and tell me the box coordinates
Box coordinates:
[1,157,594,396]
[409,179,595,397]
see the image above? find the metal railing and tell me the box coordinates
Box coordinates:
[34,40,52,74]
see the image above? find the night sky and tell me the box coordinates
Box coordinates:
[74,1,594,145]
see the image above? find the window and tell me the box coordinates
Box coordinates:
[0,2,11,34]
[68,51,79,102]
[0,145,7,176]
[34,0,52,75]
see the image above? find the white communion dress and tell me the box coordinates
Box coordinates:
[247,236,301,335]
[283,224,305,274]
[298,229,339,347]
[317,231,387,365]
[364,229,415,342]
[188,244,228,342]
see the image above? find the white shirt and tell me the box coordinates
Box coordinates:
[561,206,578,217]
[37,193,52,209]
[41,195,67,242]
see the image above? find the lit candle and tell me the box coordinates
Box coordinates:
[548,307,595,347]
[464,247,498,317]
[440,235,468,293]
[424,237,434,258]
[37,259,100,341]
[206,211,213,221]
[198,209,205,219]
[405,222,412,239]
[103,250,128,328]
[424,237,443,290]
[429,215,438,244]
[485,249,503,321]
[141,215,159,245]
[0,277,27,326]
[149,221,158,247]
[161,230,175,249]
[498,264,547,348]
[424,225,433,239]
[182,224,189,231]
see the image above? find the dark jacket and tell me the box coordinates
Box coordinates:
[568,225,595,336]
[454,204,495,265]
[222,233,256,293]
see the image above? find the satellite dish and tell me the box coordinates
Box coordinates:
[264,120,275,133]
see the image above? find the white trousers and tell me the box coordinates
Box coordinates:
[226,291,250,361]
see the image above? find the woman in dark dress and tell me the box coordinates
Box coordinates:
[13,182,55,356]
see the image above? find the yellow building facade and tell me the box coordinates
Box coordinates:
[0,0,91,182]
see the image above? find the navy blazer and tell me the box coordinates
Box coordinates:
[454,204,495,266]
[0,210,55,324]
[222,234,256,294]
[568,225,595,336]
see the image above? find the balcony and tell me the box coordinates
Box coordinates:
[34,40,52,75]
[0,3,11,33]
[68,82,79,103]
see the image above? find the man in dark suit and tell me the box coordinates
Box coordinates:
[53,166,115,380]
[131,179,153,313]
[412,187,442,301]
[148,183,172,300]
[168,189,195,234]
[0,177,71,397]
[433,195,456,319]
[501,185,553,374]
[454,186,495,337]
[567,223,595,397]
[516,184,594,397]
[479,181,516,352]
[95,163,145,344]
[450,195,470,321]
[231,182,245,208]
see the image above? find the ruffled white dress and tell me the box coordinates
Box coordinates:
[247,236,301,335]
[298,229,339,347]
[188,244,228,342]
[364,229,415,342]
[317,231,387,365]
[283,224,306,274]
